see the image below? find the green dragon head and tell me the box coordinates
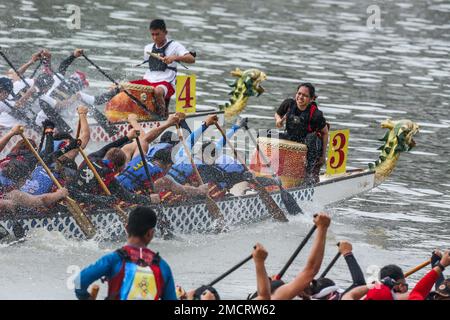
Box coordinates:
[369,119,419,185]
[219,68,267,119]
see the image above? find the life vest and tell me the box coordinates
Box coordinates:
[116,156,164,192]
[77,159,116,193]
[50,80,75,102]
[285,100,319,142]
[148,40,177,72]
[167,163,194,185]
[20,165,58,195]
[107,245,164,300]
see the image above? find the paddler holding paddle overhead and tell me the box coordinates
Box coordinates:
[136,19,196,116]
[274,83,329,185]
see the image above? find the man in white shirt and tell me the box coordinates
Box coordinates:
[137,19,195,115]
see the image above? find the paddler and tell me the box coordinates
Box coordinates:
[135,19,196,115]
[75,206,177,300]
[274,83,329,184]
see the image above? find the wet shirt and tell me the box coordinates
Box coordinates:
[143,39,189,86]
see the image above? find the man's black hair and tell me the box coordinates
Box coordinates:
[153,147,173,165]
[127,206,157,237]
[309,278,336,295]
[380,264,405,281]
[149,19,166,31]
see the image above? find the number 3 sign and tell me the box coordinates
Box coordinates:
[176,75,196,114]
[326,129,350,176]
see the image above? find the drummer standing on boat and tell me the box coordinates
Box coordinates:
[274,83,329,184]
[140,19,195,116]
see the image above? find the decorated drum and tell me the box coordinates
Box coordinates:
[249,137,308,188]
[105,82,159,122]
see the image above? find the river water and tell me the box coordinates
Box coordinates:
[0,0,449,299]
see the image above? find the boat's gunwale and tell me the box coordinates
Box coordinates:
[5,169,374,221]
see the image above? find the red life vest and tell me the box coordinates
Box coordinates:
[307,102,318,133]
[107,245,165,300]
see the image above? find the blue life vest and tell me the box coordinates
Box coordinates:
[215,154,245,174]
[20,165,58,195]
[116,156,164,192]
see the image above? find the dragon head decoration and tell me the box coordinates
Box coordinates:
[369,119,419,185]
[219,68,267,119]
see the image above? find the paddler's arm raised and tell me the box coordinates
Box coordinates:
[271,213,330,300]
[0,125,22,153]
[58,48,84,75]
[65,106,90,160]
[7,50,43,79]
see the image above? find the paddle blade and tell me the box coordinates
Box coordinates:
[253,183,288,222]
[280,188,303,215]
[206,196,225,221]
[65,198,96,239]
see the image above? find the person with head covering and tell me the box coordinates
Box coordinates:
[75,206,177,300]
[303,241,366,300]
[248,213,331,300]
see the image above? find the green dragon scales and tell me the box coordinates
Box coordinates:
[369,119,419,185]
[219,68,267,119]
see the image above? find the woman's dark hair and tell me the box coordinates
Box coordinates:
[9,139,36,155]
[149,19,166,31]
[2,159,30,182]
[297,82,316,99]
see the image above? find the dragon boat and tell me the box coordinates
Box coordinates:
[0,119,419,241]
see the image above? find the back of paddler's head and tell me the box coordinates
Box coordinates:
[105,147,127,172]
[0,77,13,99]
[126,206,157,240]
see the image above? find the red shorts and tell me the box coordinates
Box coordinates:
[130,79,175,100]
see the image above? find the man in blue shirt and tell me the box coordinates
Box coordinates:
[75,206,177,300]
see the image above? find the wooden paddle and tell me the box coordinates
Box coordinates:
[214,122,288,222]
[405,259,432,278]
[274,223,317,280]
[243,125,304,215]
[19,132,96,239]
[81,53,162,120]
[175,124,225,221]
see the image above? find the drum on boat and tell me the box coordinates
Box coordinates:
[105,82,161,123]
[249,137,308,188]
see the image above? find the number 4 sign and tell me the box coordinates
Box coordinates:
[176,75,196,114]
[326,129,350,176]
